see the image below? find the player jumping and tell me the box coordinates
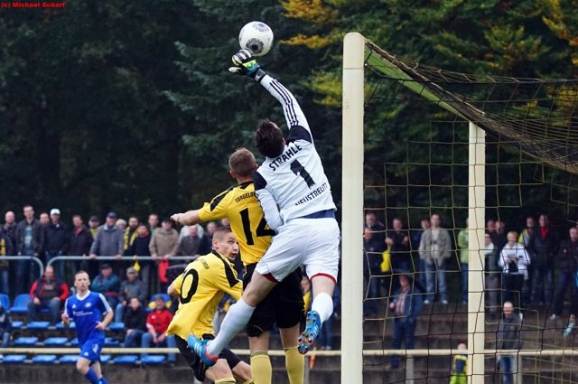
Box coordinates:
[187,49,340,365]
[171,147,305,384]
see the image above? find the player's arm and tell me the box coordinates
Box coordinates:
[99,309,114,330]
[61,298,71,326]
[253,171,282,231]
[171,209,201,227]
[230,49,312,140]
[95,293,113,330]
[172,189,232,226]
[167,272,184,297]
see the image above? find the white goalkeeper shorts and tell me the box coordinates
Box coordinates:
[255,217,340,282]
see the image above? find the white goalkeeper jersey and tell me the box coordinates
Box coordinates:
[253,75,336,231]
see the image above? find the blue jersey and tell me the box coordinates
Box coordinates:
[64,291,111,345]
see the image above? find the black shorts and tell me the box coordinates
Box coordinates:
[244,264,305,337]
[175,335,241,382]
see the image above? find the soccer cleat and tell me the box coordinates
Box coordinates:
[187,335,218,366]
[298,311,322,355]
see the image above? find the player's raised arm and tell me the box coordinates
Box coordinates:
[229,49,311,135]
[171,210,201,227]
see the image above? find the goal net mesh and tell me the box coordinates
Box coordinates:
[360,38,578,384]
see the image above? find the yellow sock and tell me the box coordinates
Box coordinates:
[243,380,255,384]
[285,346,304,384]
[250,351,272,384]
[214,379,235,384]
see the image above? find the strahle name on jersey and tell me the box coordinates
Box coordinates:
[253,76,336,231]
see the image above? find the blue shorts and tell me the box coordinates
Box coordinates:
[79,338,104,363]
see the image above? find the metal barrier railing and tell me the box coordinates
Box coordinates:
[2,256,45,278]
[46,255,195,270]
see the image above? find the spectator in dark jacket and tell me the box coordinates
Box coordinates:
[122,297,147,347]
[43,208,70,279]
[551,227,578,319]
[69,215,94,278]
[528,214,559,305]
[27,265,70,325]
[0,299,11,351]
[0,232,14,295]
[15,205,43,294]
[115,267,148,323]
[387,272,424,370]
[91,263,121,308]
[128,224,152,292]
[497,301,521,384]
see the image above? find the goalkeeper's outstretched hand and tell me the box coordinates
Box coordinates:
[229,49,265,81]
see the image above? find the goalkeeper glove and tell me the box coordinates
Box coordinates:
[229,49,266,82]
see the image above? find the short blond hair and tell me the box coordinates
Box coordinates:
[229,148,257,178]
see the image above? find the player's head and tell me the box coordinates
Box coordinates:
[74,270,90,292]
[254,119,285,158]
[457,342,467,350]
[229,148,258,180]
[212,226,238,261]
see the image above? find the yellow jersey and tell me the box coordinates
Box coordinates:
[166,251,242,340]
[198,181,274,265]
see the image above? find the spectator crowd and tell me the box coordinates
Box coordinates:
[0,205,227,300]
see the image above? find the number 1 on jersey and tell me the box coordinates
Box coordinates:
[291,160,315,187]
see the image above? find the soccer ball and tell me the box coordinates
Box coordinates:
[238,21,274,57]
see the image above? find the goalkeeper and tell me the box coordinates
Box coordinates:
[188,49,340,366]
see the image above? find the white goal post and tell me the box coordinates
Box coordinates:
[341,32,487,384]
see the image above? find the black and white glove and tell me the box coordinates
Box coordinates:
[229,49,266,82]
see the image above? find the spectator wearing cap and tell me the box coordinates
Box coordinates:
[149,218,179,292]
[42,208,70,284]
[27,265,69,325]
[88,216,100,238]
[89,211,124,273]
[115,267,147,323]
[91,263,121,308]
[69,215,94,279]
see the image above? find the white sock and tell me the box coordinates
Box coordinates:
[311,293,333,323]
[207,298,255,356]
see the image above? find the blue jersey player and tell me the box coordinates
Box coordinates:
[62,270,113,384]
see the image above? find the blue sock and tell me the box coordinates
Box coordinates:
[98,376,109,384]
[85,368,99,384]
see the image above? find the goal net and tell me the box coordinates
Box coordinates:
[341,32,578,384]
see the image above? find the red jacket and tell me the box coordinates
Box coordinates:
[146,308,173,334]
[29,276,69,302]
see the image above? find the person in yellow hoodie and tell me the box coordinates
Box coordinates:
[167,226,253,384]
[449,342,468,384]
